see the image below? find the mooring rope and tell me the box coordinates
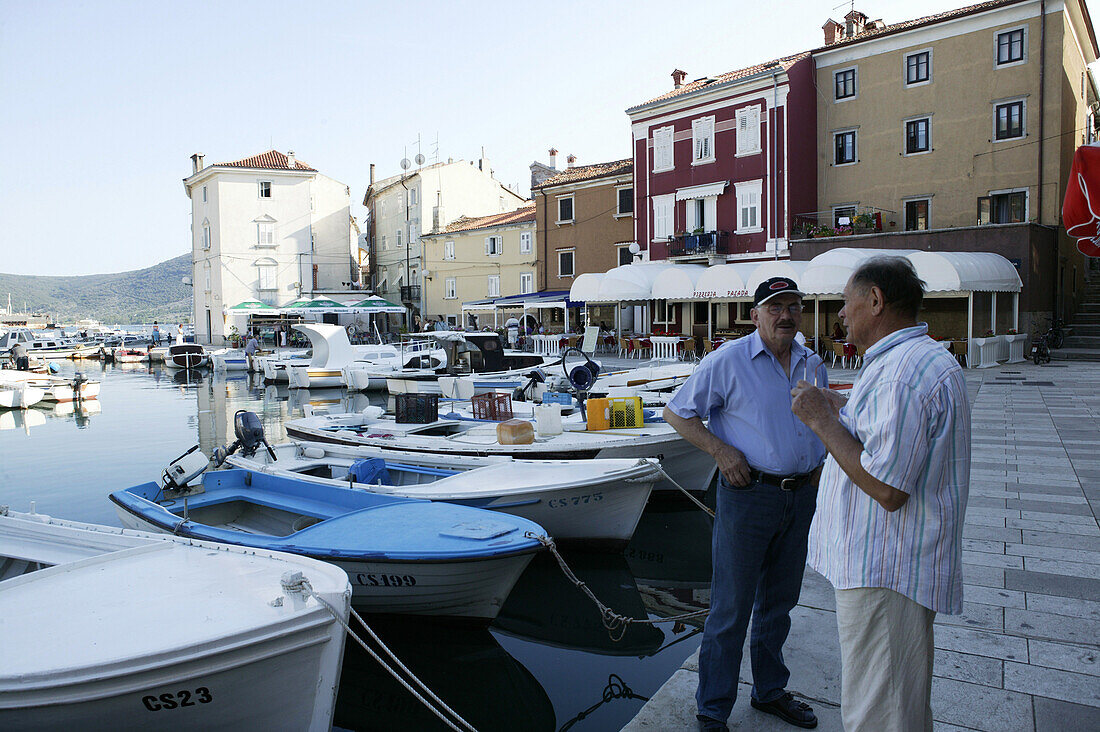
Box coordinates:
[283,574,479,732]
[557,673,649,732]
[653,465,715,518]
[526,533,709,641]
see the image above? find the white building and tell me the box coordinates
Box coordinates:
[183,150,355,344]
[363,153,526,322]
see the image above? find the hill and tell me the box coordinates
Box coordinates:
[0,254,192,324]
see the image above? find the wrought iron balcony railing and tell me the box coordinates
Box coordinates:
[666,231,731,258]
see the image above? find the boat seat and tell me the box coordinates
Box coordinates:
[348,458,391,485]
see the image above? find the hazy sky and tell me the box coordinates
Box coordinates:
[1,0,993,275]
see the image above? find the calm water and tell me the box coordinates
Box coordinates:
[0,361,712,731]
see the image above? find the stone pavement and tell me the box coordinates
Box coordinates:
[624,360,1100,732]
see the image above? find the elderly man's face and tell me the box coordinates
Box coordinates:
[751,293,803,348]
[839,279,872,347]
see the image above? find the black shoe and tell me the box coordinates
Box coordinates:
[750,692,817,729]
[696,714,729,731]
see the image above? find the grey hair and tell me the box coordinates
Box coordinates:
[850,256,926,319]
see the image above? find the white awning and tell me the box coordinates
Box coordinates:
[693,263,758,300]
[800,248,1022,296]
[569,262,684,302]
[569,272,604,302]
[745,260,812,293]
[675,181,729,201]
[650,264,708,299]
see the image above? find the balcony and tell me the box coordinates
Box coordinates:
[791,208,894,240]
[666,231,731,260]
[400,285,421,303]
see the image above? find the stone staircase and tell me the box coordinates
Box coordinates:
[1056,281,1100,359]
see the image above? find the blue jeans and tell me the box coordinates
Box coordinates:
[696,477,817,722]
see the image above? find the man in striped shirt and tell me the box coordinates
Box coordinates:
[791,257,970,732]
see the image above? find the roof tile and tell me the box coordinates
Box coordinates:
[436,203,536,234]
[629,52,808,110]
[214,149,316,171]
[533,159,632,189]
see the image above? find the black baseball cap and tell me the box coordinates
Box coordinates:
[753,277,805,307]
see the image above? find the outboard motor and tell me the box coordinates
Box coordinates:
[512,368,546,402]
[561,348,601,420]
[161,444,211,495]
[71,372,87,402]
[213,410,277,466]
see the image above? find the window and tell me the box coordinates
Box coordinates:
[905,118,930,154]
[558,249,575,277]
[203,262,211,292]
[618,246,633,266]
[735,180,762,233]
[201,185,207,203]
[256,260,277,290]
[905,51,931,85]
[977,191,1027,224]
[258,181,272,198]
[995,100,1025,140]
[520,231,532,253]
[833,205,857,227]
[652,193,674,240]
[444,240,455,260]
[996,28,1025,66]
[652,126,674,172]
[395,229,403,248]
[485,235,503,256]
[445,277,457,299]
[201,223,211,250]
[692,116,715,163]
[520,272,534,294]
[380,234,387,251]
[834,68,856,100]
[686,197,716,233]
[834,130,857,165]
[487,275,500,297]
[617,187,633,215]
[409,188,417,206]
[736,105,761,155]
[257,221,275,247]
[557,196,574,223]
[904,199,930,231]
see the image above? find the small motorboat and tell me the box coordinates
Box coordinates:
[258,349,311,382]
[164,340,209,370]
[0,505,350,731]
[224,436,660,548]
[0,328,93,360]
[287,324,445,389]
[210,347,249,371]
[112,348,148,364]
[110,414,545,619]
[0,370,100,402]
[0,383,45,409]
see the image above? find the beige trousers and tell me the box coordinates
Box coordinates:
[835,587,936,732]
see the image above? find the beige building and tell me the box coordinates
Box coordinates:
[804,0,1099,327]
[421,204,537,328]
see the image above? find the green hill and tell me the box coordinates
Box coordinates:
[0,254,192,324]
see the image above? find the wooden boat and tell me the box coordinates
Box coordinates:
[284,407,714,493]
[225,439,659,548]
[0,370,100,402]
[0,506,350,731]
[0,383,45,409]
[110,467,544,619]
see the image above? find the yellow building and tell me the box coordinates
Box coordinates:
[421,204,537,328]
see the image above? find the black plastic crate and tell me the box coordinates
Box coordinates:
[395,393,439,424]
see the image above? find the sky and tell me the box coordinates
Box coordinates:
[0,0,1001,276]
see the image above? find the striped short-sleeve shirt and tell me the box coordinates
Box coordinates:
[807,324,970,614]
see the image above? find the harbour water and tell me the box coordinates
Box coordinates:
[0,360,712,731]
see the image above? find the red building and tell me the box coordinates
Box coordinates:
[627,54,817,263]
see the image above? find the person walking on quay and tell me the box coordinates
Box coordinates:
[791,257,970,732]
[663,277,827,731]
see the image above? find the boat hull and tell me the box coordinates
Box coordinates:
[0,386,45,409]
[288,368,345,389]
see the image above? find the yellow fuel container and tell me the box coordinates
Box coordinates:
[586,398,610,431]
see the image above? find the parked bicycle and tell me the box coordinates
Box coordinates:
[1047,317,1065,349]
[1033,329,1052,365]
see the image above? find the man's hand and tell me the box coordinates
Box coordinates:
[791,381,840,430]
[714,443,752,487]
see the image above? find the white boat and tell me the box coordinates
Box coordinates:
[112,348,148,364]
[210,348,249,371]
[164,340,209,370]
[0,370,101,402]
[259,349,312,382]
[0,505,350,731]
[225,439,659,548]
[0,328,92,360]
[287,324,445,389]
[285,406,713,493]
[383,332,561,396]
[0,383,45,409]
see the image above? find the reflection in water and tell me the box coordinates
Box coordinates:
[495,552,664,656]
[0,408,47,433]
[172,368,205,386]
[334,616,555,732]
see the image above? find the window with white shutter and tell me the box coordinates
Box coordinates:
[735,180,763,233]
[445,277,456,299]
[485,236,502,255]
[520,272,533,294]
[652,126,674,172]
[487,275,500,297]
[652,194,674,241]
[444,240,455,260]
[736,106,761,156]
[256,260,278,290]
[692,116,715,163]
[201,223,211,250]
[257,221,275,247]
[519,231,532,253]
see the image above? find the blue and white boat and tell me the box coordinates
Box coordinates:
[109,466,545,620]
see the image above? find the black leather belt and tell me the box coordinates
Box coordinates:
[749,469,814,491]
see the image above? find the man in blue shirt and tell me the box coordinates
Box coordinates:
[664,277,827,731]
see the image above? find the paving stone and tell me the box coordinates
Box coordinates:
[1004,662,1100,706]
[1032,695,1100,731]
[964,525,1023,543]
[1027,639,1100,677]
[1005,493,1089,506]
[796,567,836,613]
[1006,570,1100,601]
[969,496,1010,509]
[1008,500,1094,516]
[1014,484,1084,497]
[935,602,1004,631]
[1005,608,1100,645]
[1025,593,1100,621]
[964,585,1027,609]
[1007,543,1100,565]
[1022,530,1100,551]
[931,677,1033,732]
[969,513,1012,528]
[1008,518,1100,536]
[935,625,1028,662]
[963,551,1024,569]
[1023,557,1100,580]
[934,649,1003,687]
[963,538,1007,553]
[964,564,1006,588]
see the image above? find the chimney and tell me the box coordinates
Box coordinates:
[286,150,296,168]
[672,69,687,89]
[369,163,375,186]
[566,154,577,169]
[822,19,842,45]
[190,153,204,174]
[549,147,558,170]
[479,146,489,172]
[844,9,868,37]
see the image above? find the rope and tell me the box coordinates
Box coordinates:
[557,674,649,732]
[654,465,715,518]
[528,532,709,641]
[284,574,479,732]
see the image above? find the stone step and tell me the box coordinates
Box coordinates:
[1061,335,1100,348]
[1066,324,1100,336]
[1053,347,1100,361]
[1071,315,1100,324]
[1076,303,1100,312]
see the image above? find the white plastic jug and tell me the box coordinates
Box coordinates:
[536,403,563,436]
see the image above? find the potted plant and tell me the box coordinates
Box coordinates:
[853,213,875,234]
